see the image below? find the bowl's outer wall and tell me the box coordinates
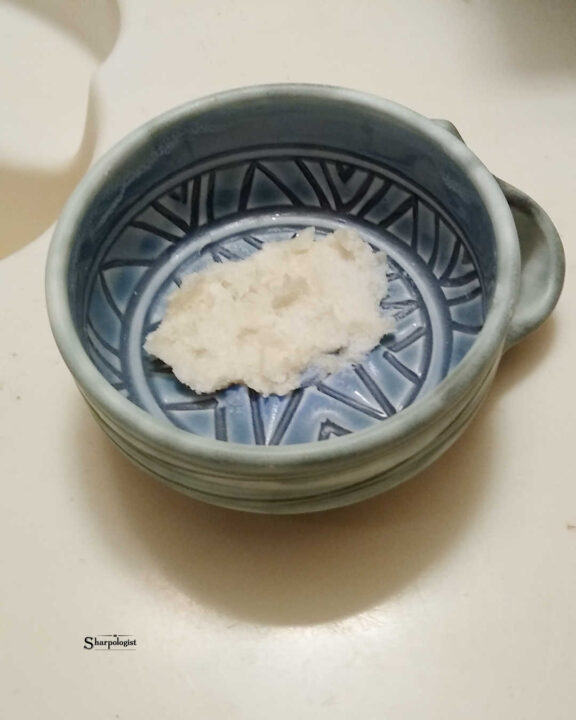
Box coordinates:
[83,351,500,513]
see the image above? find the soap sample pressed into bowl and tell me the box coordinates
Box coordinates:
[46,85,565,513]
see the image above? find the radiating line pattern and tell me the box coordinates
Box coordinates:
[83,146,485,445]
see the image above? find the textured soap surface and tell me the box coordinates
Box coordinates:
[145,227,393,396]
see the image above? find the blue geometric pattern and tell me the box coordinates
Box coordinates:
[82,146,485,445]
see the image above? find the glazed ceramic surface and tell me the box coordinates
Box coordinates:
[47,85,564,512]
[84,147,485,445]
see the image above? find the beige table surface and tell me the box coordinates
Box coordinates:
[1,1,575,718]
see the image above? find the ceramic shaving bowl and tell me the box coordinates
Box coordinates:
[46,84,565,513]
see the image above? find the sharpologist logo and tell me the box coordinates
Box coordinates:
[84,634,137,651]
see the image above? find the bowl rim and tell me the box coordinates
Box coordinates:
[45,82,520,466]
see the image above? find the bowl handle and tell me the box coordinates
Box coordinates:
[433,119,565,350]
[495,178,565,349]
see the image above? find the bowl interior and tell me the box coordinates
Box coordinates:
[68,91,494,446]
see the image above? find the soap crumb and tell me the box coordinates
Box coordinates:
[145,227,393,395]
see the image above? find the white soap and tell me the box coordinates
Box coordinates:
[145,227,393,396]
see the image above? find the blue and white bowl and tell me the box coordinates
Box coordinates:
[46,85,565,512]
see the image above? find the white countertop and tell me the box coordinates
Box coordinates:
[1,1,575,718]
